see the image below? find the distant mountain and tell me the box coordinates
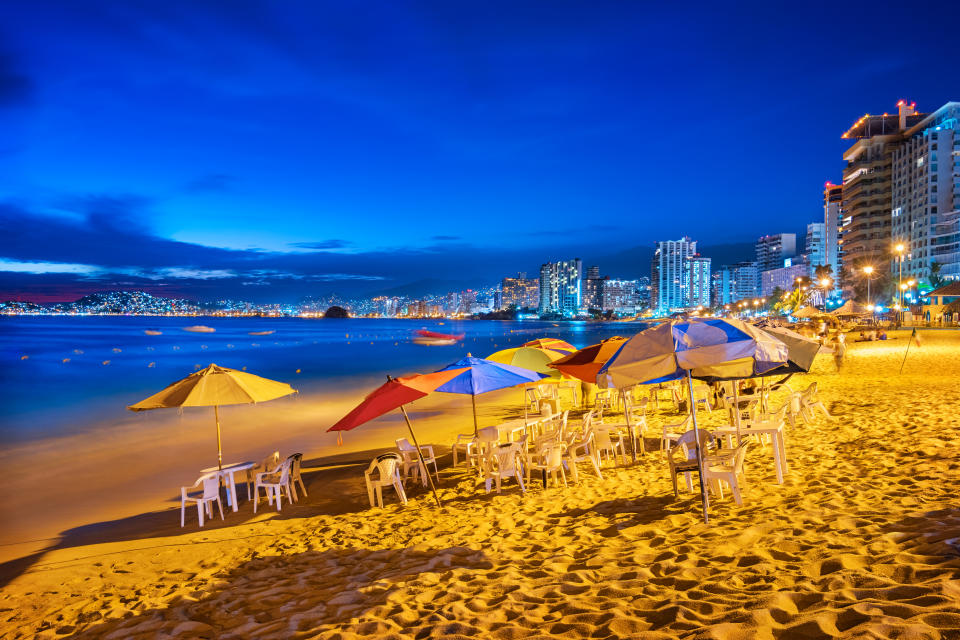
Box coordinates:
[367,278,480,298]
[584,240,757,278]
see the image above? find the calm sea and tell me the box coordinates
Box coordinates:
[0,316,642,441]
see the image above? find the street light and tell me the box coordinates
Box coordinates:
[894,244,905,324]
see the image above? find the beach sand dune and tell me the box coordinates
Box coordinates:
[4,331,960,639]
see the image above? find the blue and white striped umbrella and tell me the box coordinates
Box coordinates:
[596,317,788,524]
[597,317,788,389]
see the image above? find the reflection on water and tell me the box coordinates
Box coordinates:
[0,316,641,441]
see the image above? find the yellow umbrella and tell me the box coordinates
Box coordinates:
[486,346,565,378]
[128,363,298,470]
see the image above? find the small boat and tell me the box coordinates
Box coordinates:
[183,325,216,333]
[144,329,163,336]
[248,330,275,336]
[413,329,464,346]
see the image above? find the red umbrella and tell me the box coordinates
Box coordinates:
[328,368,468,507]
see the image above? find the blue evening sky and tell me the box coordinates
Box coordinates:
[0,1,955,301]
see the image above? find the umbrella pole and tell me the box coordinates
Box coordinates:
[686,371,710,525]
[398,404,443,508]
[622,388,637,464]
[471,394,479,436]
[734,383,742,444]
[215,405,223,472]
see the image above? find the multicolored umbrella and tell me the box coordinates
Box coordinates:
[328,368,468,507]
[547,336,627,383]
[434,355,545,434]
[597,318,788,524]
[128,363,298,471]
[487,346,566,378]
[521,337,576,354]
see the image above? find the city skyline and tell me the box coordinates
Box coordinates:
[2,2,957,302]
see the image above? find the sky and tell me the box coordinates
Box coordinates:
[0,0,956,302]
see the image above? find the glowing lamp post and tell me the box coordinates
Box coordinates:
[894,244,905,324]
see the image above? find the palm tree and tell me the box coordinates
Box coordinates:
[929,262,945,289]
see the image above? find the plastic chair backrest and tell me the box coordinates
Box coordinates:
[396,438,414,452]
[477,426,498,443]
[544,445,563,467]
[375,453,401,480]
[733,441,750,473]
[288,453,303,476]
[676,428,711,460]
[201,476,220,499]
[260,451,280,473]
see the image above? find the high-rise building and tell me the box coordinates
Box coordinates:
[583,265,604,309]
[761,259,808,296]
[688,255,711,307]
[712,261,759,306]
[805,223,827,268]
[840,100,927,283]
[539,258,583,315]
[755,234,797,272]
[598,279,639,314]
[823,181,843,286]
[500,272,539,310]
[891,102,960,282]
[650,237,697,314]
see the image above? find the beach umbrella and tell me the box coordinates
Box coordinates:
[128,363,298,472]
[792,306,821,319]
[759,327,821,376]
[831,300,867,317]
[434,355,545,435]
[327,368,469,507]
[487,346,566,378]
[597,318,788,523]
[521,337,577,354]
[547,336,627,383]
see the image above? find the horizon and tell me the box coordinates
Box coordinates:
[1,2,956,303]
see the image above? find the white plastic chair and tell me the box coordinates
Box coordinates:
[289,452,307,499]
[566,430,603,484]
[452,433,478,467]
[180,474,224,528]
[594,388,614,414]
[667,428,714,496]
[592,426,626,467]
[484,437,527,494]
[800,382,834,421]
[660,413,692,454]
[703,441,751,505]
[245,450,279,499]
[364,453,407,508]
[253,458,294,513]
[526,442,567,488]
[691,384,713,412]
[396,438,438,486]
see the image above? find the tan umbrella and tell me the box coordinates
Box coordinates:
[792,306,821,319]
[128,363,298,470]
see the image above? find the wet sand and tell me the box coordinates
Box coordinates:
[3,330,960,639]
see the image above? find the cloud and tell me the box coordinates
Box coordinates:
[183,173,236,193]
[289,239,354,251]
[0,195,643,303]
[0,259,100,274]
[430,235,461,241]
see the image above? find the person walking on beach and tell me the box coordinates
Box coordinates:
[832,332,847,372]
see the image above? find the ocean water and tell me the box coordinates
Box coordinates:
[0,316,641,441]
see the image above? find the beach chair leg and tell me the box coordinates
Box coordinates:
[197,502,204,528]
[365,479,375,508]
[216,497,224,521]
[180,501,186,528]
[298,477,307,497]
[517,472,526,494]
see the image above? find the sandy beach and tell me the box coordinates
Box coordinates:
[4,330,960,639]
